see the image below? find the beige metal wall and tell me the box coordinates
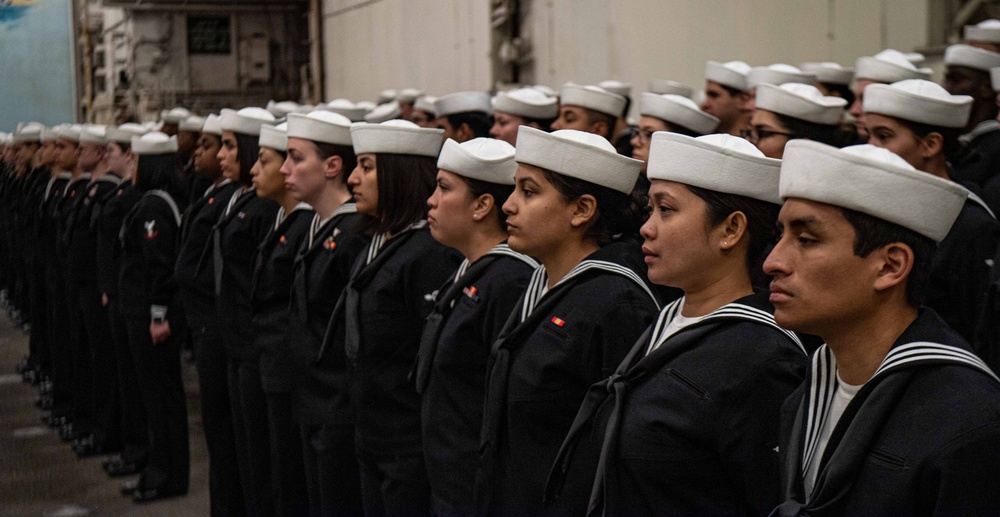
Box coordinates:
[322,0,930,107]
[322,0,493,103]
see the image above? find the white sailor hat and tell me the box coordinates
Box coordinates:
[179,116,206,133]
[106,123,148,144]
[863,79,972,129]
[356,101,377,112]
[266,100,300,118]
[492,88,558,120]
[40,126,62,142]
[221,107,276,136]
[162,107,192,124]
[647,132,782,204]
[286,111,353,146]
[57,125,83,143]
[434,92,493,118]
[648,79,694,98]
[79,126,109,145]
[598,80,633,99]
[855,49,933,83]
[132,132,178,155]
[639,93,720,135]
[965,19,1000,43]
[748,64,816,89]
[397,88,424,103]
[755,83,847,125]
[514,126,642,194]
[413,96,437,114]
[350,119,444,157]
[326,99,368,122]
[437,137,517,185]
[800,62,855,85]
[13,123,44,143]
[0,133,9,145]
[779,141,967,242]
[364,101,403,123]
[259,122,288,152]
[378,89,398,104]
[532,84,558,98]
[944,43,1000,72]
[201,114,223,136]
[705,60,752,92]
[559,84,627,118]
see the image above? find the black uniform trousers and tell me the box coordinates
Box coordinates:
[45,268,73,417]
[125,317,189,492]
[65,276,94,434]
[191,321,246,517]
[264,391,309,517]
[228,359,274,516]
[108,297,148,464]
[78,284,121,447]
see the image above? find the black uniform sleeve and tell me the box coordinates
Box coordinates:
[138,198,179,318]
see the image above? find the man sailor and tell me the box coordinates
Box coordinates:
[850,50,933,142]
[700,60,753,136]
[550,84,626,142]
[863,79,1000,346]
[434,91,494,143]
[942,44,1000,210]
[766,141,1000,515]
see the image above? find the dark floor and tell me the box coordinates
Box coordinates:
[0,313,210,516]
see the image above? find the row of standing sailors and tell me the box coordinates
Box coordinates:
[3,74,1000,515]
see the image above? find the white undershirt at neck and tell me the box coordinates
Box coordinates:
[646,302,707,355]
[804,373,863,498]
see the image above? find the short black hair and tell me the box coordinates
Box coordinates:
[357,153,437,235]
[687,185,780,289]
[775,113,844,147]
[721,83,744,97]
[522,115,556,132]
[235,132,260,185]
[109,141,131,154]
[663,121,704,138]
[582,108,618,140]
[447,111,493,139]
[462,176,514,232]
[136,153,180,194]
[819,82,856,106]
[841,207,935,307]
[540,168,640,245]
[313,141,358,186]
[897,119,963,164]
[620,96,632,120]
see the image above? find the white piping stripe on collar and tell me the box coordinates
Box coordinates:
[800,340,999,485]
[224,186,254,217]
[147,189,182,226]
[274,202,313,230]
[453,243,539,283]
[645,299,805,355]
[519,259,659,323]
[204,178,233,197]
[873,341,999,382]
[364,220,428,265]
[968,191,997,219]
[801,346,837,480]
[308,202,357,248]
[94,175,122,186]
[63,173,92,195]
[959,119,1000,144]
